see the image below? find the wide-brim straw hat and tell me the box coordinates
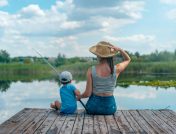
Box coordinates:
[89,41,118,58]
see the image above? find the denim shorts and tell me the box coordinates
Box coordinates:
[60,106,77,114]
[86,94,117,115]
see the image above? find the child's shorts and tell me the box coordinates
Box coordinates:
[60,106,77,114]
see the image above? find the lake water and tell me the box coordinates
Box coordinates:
[0,80,176,124]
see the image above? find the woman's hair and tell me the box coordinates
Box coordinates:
[98,57,114,75]
[107,57,114,75]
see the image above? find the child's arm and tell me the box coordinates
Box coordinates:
[74,89,80,97]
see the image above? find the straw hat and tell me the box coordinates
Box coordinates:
[89,41,118,58]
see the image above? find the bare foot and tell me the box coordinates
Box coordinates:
[50,103,55,109]
[50,103,59,110]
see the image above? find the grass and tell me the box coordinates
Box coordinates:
[0,61,176,87]
[0,63,52,81]
[117,80,176,88]
[127,61,176,74]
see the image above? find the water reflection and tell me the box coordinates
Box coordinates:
[1,73,176,93]
[0,80,11,92]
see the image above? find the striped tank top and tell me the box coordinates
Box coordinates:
[91,66,117,94]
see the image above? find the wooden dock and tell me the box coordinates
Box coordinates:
[0,108,176,134]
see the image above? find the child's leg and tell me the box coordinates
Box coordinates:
[50,100,61,110]
[55,101,61,109]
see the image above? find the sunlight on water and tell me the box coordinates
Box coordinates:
[0,80,176,124]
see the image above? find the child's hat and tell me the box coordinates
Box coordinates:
[59,71,72,83]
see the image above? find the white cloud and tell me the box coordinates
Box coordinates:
[51,0,74,13]
[103,34,158,54]
[104,34,155,43]
[0,0,145,37]
[20,4,45,17]
[0,0,8,7]
[60,21,82,30]
[160,0,176,4]
[0,0,146,57]
[118,1,145,19]
[167,9,176,20]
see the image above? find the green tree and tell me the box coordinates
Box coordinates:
[135,52,140,58]
[0,50,10,63]
[55,53,66,66]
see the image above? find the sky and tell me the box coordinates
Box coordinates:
[0,0,176,57]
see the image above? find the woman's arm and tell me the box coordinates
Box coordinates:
[77,68,92,100]
[111,46,131,75]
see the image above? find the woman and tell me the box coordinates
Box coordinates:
[77,41,131,115]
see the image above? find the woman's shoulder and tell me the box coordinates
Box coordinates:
[86,66,94,77]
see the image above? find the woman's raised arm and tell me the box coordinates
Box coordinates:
[111,46,131,75]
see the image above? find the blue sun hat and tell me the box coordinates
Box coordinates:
[59,71,72,83]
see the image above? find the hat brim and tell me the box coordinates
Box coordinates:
[89,45,118,58]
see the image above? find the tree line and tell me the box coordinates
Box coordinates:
[0,49,176,66]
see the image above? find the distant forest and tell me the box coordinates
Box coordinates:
[0,49,176,66]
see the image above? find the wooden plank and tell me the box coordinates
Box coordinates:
[105,115,121,134]
[152,110,176,132]
[138,110,170,134]
[22,109,51,134]
[144,110,175,134]
[71,111,85,134]
[95,115,108,134]
[158,110,176,126]
[46,114,67,134]
[160,109,176,122]
[167,109,176,117]
[93,115,100,134]
[0,108,33,134]
[34,110,58,134]
[129,110,157,134]
[93,115,101,134]
[0,108,30,125]
[114,110,134,133]
[58,114,77,134]
[1,108,176,134]
[12,109,45,134]
[82,114,94,134]
[122,110,146,133]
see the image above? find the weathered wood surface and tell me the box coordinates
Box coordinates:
[0,108,176,134]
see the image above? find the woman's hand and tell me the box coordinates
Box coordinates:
[109,46,122,52]
[77,95,82,101]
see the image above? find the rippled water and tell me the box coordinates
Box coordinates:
[0,80,176,124]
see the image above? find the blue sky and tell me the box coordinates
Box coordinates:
[0,0,176,57]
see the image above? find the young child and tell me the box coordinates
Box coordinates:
[50,71,80,114]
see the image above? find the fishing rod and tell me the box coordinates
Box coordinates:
[32,48,87,111]
[32,48,58,74]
